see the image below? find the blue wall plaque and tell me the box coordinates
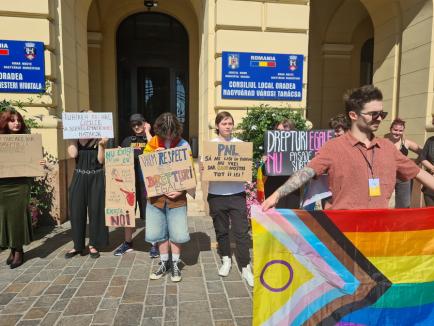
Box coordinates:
[222,51,303,101]
[0,40,45,93]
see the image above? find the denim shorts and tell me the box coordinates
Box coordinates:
[145,203,190,244]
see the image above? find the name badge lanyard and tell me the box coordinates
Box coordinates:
[356,146,381,197]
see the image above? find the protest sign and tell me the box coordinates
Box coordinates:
[201,141,253,182]
[0,134,43,177]
[139,146,196,197]
[62,112,114,139]
[264,129,334,175]
[105,148,136,227]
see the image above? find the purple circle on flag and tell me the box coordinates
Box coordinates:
[259,260,293,292]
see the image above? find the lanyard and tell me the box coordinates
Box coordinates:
[356,145,375,177]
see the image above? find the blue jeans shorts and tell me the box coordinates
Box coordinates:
[145,203,190,244]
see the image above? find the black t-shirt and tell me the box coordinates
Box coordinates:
[120,135,148,170]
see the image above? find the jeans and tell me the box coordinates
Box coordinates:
[145,203,190,244]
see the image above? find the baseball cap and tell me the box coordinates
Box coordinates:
[129,113,146,123]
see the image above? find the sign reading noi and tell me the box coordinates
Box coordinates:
[139,146,196,197]
[221,51,304,101]
[0,40,45,93]
[264,130,334,176]
[202,142,253,182]
[104,148,136,227]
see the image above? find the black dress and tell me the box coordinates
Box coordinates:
[68,140,108,251]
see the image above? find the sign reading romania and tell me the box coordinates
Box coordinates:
[251,205,434,325]
[0,40,45,93]
[221,51,303,101]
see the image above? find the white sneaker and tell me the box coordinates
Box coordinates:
[218,256,232,277]
[242,264,254,287]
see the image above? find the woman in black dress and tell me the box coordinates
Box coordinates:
[0,108,43,268]
[65,132,109,259]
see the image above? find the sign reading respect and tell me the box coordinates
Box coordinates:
[62,112,114,139]
[139,146,196,197]
[201,142,253,182]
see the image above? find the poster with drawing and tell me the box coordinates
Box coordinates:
[105,147,136,227]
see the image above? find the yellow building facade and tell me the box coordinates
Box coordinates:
[1,0,433,221]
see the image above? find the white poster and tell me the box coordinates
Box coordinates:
[62,112,114,139]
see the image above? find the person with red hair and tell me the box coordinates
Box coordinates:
[385,118,422,208]
[0,107,43,268]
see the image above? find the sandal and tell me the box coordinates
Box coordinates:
[10,250,24,269]
[89,247,100,259]
[64,249,83,259]
[6,249,15,265]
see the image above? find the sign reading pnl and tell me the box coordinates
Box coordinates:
[0,40,45,93]
[221,51,303,101]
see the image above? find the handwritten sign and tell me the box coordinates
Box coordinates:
[139,146,196,197]
[201,141,253,182]
[105,148,136,227]
[265,130,334,176]
[0,134,43,177]
[62,112,114,139]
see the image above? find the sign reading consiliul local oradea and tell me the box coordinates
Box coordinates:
[221,51,303,101]
[0,40,45,93]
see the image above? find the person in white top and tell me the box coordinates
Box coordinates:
[206,111,254,287]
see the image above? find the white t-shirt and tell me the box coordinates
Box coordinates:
[207,137,246,195]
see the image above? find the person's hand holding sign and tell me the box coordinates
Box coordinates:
[98,138,109,147]
[165,191,183,200]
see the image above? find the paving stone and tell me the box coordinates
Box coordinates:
[63,297,101,316]
[99,298,120,309]
[214,321,235,326]
[93,257,119,268]
[39,312,61,326]
[179,301,211,326]
[145,294,164,306]
[68,278,84,288]
[56,315,93,326]
[33,294,59,308]
[223,281,249,298]
[0,314,22,325]
[222,268,242,281]
[163,322,176,326]
[164,294,177,307]
[105,286,124,298]
[44,284,66,295]
[229,298,252,317]
[76,281,109,297]
[63,267,80,275]
[212,308,233,320]
[17,282,50,297]
[235,317,252,326]
[122,280,147,303]
[45,259,68,270]
[0,293,16,305]
[147,286,164,295]
[206,281,224,294]
[129,265,149,280]
[110,276,127,287]
[118,254,135,267]
[114,268,130,276]
[113,304,143,326]
[140,317,162,326]
[204,269,220,281]
[143,305,163,318]
[17,320,42,326]
[85,269,115,281]
[50,299,71,312]
[165,285,177,295]
[3,283,26,293]
[23,307,49,319]
[13,273,36,283]
[209,293,229,309]
[164,307,177,321]
[61,288,77,299]
[92,309,116,324]
[32,270,60,282]
[54,274,74,285]
[3,297,35,314]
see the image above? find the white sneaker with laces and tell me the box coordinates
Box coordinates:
[242,264,254,287]
[218,256,232,277]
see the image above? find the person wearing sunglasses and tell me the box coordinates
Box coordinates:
[263,85,434,211]
[113,113,159,258]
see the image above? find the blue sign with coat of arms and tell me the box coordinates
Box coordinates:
[0,40,45,93]
[222,51,303,101]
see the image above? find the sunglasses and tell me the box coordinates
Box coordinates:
[130,122,143,128]
[359,111,388,120]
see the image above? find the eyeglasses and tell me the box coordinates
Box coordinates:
[359,111,388,120]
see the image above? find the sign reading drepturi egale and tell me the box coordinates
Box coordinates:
[201,142,253,182]
[264,130,334,176]
[0,40,45,93]
[62,112,114,139]
[139,146,196,197]
[105,147,136,227]
[221,51,303,101]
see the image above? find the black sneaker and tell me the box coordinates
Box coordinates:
[150,260,170,280]
[171,260,182,282]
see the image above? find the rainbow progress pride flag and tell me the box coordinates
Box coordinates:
[251,205,434,326]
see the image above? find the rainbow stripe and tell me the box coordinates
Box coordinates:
[252,206,434,326]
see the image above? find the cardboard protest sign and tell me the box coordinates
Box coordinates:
[139,146,196,197]
[105,148,136,227]
[201,141,253,182]
[264,130,334,176]
[0,134,43,178]
[62,112,114,139]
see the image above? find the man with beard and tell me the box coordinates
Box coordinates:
[263,85,434,210]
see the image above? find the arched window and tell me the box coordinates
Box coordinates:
[360,38,374,85]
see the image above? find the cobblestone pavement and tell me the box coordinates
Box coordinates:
[0,216,253,326]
